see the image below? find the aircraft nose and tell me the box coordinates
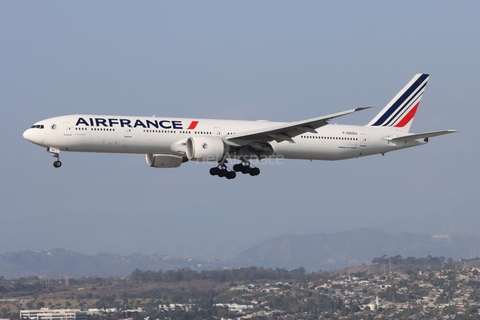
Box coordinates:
[23,129,32,141]
[23,128,42,144]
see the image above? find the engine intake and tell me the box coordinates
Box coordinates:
[186,137,228,162]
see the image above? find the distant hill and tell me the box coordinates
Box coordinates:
[0,249,224,279]
[2,229,480,279]
[2,210,480,264]
[0,210,252,261]
[228,229,480,271]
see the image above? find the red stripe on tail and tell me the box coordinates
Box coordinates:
[394,102,419,128]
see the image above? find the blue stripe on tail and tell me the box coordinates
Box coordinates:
[370,74,429,127]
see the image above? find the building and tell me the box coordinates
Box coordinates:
[20,308,87,320]
[214,303,254,314]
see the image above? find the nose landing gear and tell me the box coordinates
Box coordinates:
[47,147,62,168]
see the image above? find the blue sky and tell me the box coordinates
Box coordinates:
[1,2,479,259]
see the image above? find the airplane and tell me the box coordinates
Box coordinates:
[23,74,456,179]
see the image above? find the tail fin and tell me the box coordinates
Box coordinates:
[366,74,429,132]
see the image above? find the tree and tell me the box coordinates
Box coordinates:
[1,308,9,317]
[350,304,360,313]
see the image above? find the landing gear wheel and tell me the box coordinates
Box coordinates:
[241,165,251,174]
[218,169,227,177]
[250,167,260,176]
[210,167,220,176]
[226,171,236,179]
[53,160,62,168]
[233,164,242,172]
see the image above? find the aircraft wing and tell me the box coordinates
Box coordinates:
[386,130,457,142]
[227,106,373,144]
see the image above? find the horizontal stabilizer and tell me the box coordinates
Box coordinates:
[386,130,457,142]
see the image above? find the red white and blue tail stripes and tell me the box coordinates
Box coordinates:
[366,74,429,132]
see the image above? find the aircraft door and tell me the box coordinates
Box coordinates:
[214,127,222,136]
[124,127,132,138]
[63,122,72,136]
[360,133,367,147]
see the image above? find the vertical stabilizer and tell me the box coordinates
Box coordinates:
[366,74,429,132]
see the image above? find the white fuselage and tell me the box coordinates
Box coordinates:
[23,114,424,161]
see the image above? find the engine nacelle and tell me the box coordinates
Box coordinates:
[146,154,184,168]
[186,137,228,162]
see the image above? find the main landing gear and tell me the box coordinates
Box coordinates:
[47,147,62,168]
[209,166,236,179]
[209,161,260,179]
[232,163,260,176]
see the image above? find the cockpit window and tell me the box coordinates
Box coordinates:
[30,125,44,129]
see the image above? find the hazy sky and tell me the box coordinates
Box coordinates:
[1,2,479,259]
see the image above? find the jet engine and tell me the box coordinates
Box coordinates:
[146,154,184,168]
[186,137,228,162]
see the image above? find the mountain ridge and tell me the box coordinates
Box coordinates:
[2,229,479,279]
[228,228,479,271]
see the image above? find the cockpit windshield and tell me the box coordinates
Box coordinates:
[30,124,44,129]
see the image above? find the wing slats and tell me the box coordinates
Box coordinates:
[227,106,373,144]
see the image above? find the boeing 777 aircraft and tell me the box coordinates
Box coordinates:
[23,74,456,179]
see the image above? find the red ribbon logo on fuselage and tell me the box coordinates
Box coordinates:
[187,121,199,130]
